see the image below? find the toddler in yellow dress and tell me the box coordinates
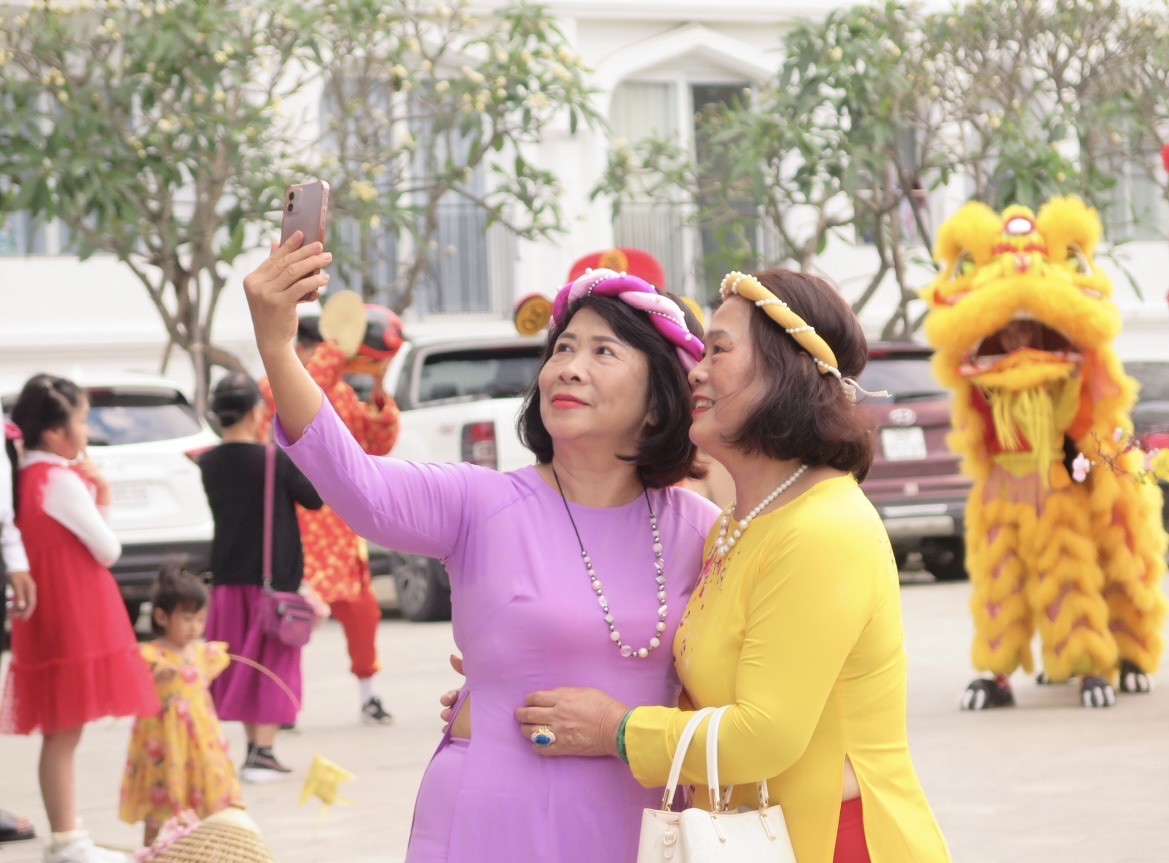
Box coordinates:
[120,561,239,846]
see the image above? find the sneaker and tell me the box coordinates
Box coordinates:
[239,747,293,784]
[361,695,394,725]
[44,833,128,863]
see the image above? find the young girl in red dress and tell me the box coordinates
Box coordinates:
[0,375,158,863]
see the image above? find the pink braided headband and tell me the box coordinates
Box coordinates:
[550,268,704,371]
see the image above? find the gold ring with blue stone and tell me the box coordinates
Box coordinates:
[531,725,556,746]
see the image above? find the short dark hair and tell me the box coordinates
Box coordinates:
[517,293,705,489]
[726,269,874,481]
[297,317,323,347]
[151,557,209,636]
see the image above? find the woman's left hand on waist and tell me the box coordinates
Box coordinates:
[515,687,627,758]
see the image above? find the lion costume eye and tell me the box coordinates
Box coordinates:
[953,252,975,279]
[1066,246,1090,274]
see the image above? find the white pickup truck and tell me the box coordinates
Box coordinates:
[356,332,545,620]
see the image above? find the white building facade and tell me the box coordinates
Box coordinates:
[2,0,1167,395]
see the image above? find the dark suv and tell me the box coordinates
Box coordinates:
[857,343,972,580]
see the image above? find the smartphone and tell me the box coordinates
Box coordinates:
[280,180,330,276]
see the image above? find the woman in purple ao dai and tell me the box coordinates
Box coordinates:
[242,232,719,863]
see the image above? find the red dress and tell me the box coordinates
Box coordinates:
[259,341,399,603]
[0,461,158,735]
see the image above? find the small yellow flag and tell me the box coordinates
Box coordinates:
[299,754,356,830]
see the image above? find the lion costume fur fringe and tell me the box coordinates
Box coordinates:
[921,196,1167,683]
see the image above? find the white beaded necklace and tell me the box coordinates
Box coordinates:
[715,464,809,558]
[552,467,667,659]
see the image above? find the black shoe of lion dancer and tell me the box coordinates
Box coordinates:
[960,675,1016,710]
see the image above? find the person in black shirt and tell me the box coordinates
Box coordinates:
[199,373,322,783]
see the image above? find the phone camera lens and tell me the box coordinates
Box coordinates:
[287,203,294,212]
[289,191,296,200]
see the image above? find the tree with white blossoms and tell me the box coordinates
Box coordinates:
[594,0,1166,337]
[311,0,599,310]
[0,0,320,412]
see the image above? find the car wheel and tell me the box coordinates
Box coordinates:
[393,555,452,622]
[921,537,967,582]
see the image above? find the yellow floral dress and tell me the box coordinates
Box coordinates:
[120,641,240,829]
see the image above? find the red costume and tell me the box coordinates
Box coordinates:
[260,341,399,680]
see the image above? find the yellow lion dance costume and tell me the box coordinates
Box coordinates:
[922,196,1167,709]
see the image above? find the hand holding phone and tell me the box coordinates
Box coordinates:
[280,180,330,296]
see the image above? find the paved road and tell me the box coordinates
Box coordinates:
[2,577,1167,863]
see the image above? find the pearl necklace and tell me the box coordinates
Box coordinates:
[552,468,667,659]
[715,464,809,558]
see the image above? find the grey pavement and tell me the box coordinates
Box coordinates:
[2,576,1168,863]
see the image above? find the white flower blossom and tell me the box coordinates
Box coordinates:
[1071,453,1093,482]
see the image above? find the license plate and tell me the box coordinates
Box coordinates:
[112,483,149,507]
[881,427,927,461]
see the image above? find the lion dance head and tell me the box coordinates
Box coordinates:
[922,196,1133,484]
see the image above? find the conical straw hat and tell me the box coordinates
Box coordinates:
[151,806,274,863]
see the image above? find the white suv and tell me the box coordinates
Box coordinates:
[4,374,219,622]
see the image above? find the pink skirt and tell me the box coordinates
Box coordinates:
[205,585,302,725]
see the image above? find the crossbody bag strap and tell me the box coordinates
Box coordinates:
[262,443,275,592]
[705,705,770,812]
[660,706,717,810]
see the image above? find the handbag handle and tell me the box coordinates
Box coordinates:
[705,705,770,812]
[262,443,275,592]
[659,706,717,810]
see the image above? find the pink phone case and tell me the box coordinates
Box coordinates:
[280,180,330,275]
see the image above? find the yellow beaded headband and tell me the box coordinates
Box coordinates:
[720,271,840,373]
[719,270,886,402]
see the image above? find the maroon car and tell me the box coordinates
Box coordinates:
[857,342,972,580]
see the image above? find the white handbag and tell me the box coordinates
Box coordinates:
[636,706,797,863]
